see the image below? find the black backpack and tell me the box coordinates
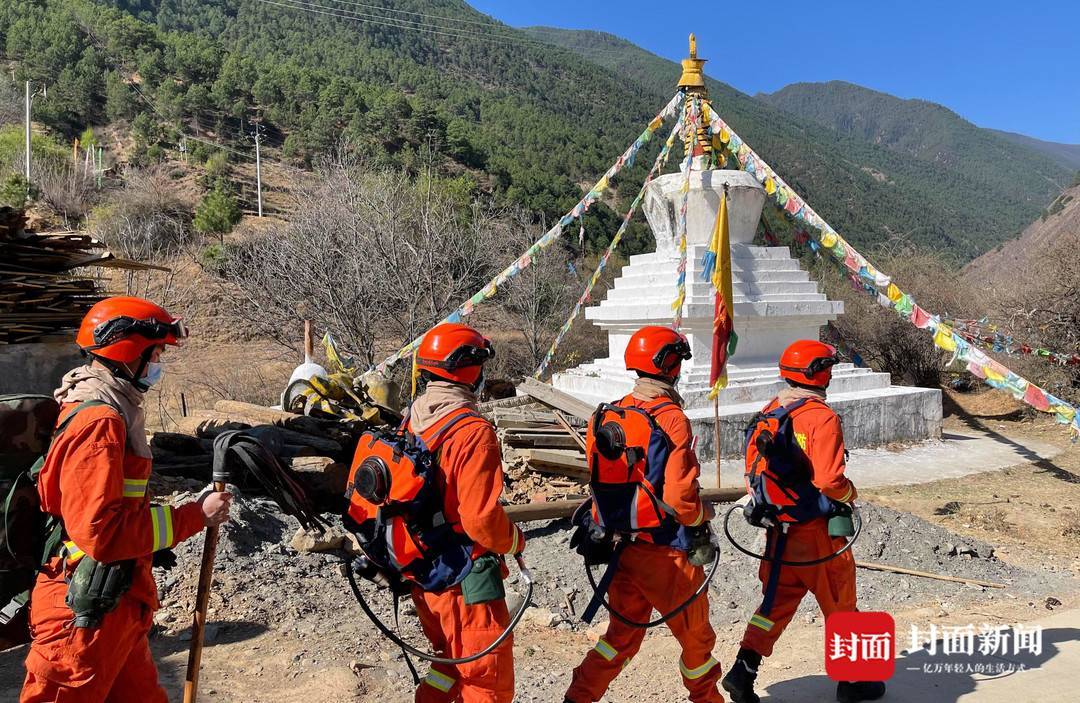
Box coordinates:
[0,394,107,649]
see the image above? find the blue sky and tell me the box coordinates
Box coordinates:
[467,1,1080,144]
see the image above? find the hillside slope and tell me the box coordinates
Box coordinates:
[1,3,1065,261]
[522,28,1068,260]
[964,180,1080,285]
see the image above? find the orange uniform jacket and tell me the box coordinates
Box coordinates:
[415,414,523,558]
[619,394,707,529]
[36,403,205,608]
[763,397,857,504]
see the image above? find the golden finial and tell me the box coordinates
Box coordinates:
[678,33,707,92]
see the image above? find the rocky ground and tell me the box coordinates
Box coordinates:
[1,399,1078,702]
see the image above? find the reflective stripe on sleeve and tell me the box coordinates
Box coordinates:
[150,505,175,551]
[123,478,149,498]
[508,526,520,555]
[594,638,617,662]
[62,540,85,564]
[423,669,455,693]
[680,656,719,680]
[688,503,704,527]
[749,613,774,632]
[837,484,854,503]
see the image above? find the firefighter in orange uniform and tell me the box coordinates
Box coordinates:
[564,326,725,703]
[21,297,232,703]
[721,340,885,703]
[407,323,525,703]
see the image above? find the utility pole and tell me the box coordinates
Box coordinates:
[23,81,46,185]
[24,81,31,182]
[252,122,264,217]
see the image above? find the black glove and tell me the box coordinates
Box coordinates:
[744,500,778,529]
[570,522,615,566]
[687,524,717,567]
[152,549,177,571]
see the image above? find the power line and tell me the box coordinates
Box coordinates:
[306,0,532,32]
[253,0,642,61]
[252,0,560,49]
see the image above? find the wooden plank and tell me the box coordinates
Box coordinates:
[477,394,535,413]
[505,487,745,523]
[517,377,595,421]
[517,448,589,481]
[552,411,588,452]
[504,433,581,449]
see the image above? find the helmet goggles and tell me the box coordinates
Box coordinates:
[779,354,838,380]
[89,316,189,351]
[420,342,494,371]
[653,339,692,373]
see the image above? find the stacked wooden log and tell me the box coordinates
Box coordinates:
[151,400,360,510]
[0,207,160,344]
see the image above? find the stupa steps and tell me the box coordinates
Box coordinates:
[614,268,812,286]
[626,245,794,265]
[586,300,843,320]
[605,283,826,301]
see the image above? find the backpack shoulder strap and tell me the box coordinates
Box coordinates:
[30,399,116,482]
[54,399,115,437]
[422,408,488,452]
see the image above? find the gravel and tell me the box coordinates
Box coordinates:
[148,474,1073,700]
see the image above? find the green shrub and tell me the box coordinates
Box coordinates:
[0,174,34,208]
[194,183,242,236]
[0,125,67,174]
[205,151,230,178]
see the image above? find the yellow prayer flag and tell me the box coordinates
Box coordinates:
[933,324,957,352]
[885,283,902,302]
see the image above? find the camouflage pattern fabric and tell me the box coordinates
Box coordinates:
[0,394,60,475]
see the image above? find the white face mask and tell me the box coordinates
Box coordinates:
[142,361,165,388]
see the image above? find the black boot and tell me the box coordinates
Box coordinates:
[721,647,762,703]
[836,680,886,702]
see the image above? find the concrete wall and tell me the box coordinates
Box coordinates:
[0,342,84,396]
[688,386,943,459]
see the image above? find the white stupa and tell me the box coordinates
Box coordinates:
[551,40,941,457]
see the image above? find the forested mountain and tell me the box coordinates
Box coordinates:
[757,80,1073,202]
[1,1,1068,261]
[523,28,1073,261]
[987,129,1080,172]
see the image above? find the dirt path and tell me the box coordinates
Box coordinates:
[1,396,1077,702]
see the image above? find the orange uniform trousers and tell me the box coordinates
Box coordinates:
[412,584,514,703]
[20,560,166,703]
[565,542,724,703]
[740,519,857,657]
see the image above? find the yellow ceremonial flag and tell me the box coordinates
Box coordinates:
[702,191,737,397]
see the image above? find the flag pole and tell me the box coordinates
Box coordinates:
[713,395,721,488]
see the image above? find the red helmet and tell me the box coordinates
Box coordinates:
[76,296,187,364]
[779,340,838,388]
[416,323,494,386]
[624,326,692,379]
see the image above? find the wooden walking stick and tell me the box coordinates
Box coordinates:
[182,431,325,702]
[183,477,226,703]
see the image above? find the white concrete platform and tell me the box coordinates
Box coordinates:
[696,425,1063,489]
